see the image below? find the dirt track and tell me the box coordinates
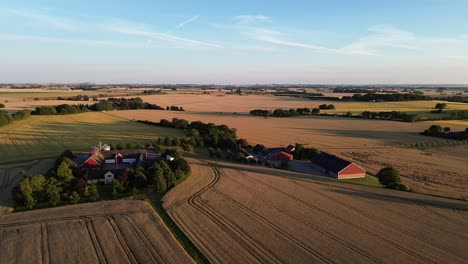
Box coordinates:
[0,200,193,264]
[164,158,468,264]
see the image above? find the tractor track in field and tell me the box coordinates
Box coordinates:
[187,164,283,264]
[40,223,50,264]
[233,169,439,264]
[287,179,468,261]
[85,219,107,264]
[106,216,138,264]
[124,215,165,263]
[416,204,468,229]
[290,178,468,241]
[217,169,383,264]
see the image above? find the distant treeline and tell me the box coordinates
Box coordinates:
[32,97,184,115]
[421,125,468,140]
[343,92,429,102]
[274,91,324,97]
[333,87,370,93]
[0,110,31,127]
[434,96,468,103]
[250,108,321,117]
[361,111,418,122]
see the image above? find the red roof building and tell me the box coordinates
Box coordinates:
[270,151,293,161]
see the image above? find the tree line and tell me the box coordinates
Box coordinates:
[421,125,468,140]
[0,110,31,127]
[250,108,321,117]
[361,111,418,122]
[31,97,184,115]
[343,92,429,102]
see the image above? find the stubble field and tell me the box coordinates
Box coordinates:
[0,200,193,264]
[163,158,468,264]
[111,109,468,199]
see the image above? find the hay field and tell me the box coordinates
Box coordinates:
[164,158,468,264]
[0,200,193,264]
[0,112,183,163]
[111,110,468,199]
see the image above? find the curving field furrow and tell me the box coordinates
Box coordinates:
[164,159,468,264]
[233,168,462,264]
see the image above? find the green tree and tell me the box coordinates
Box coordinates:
[377,167,401,187]
[70,191,80,204]
[160,161,176,188]
[155,170,167,194]
[174,169,185,181]
[88,184,99,201]
[46,178,62,206]
[133,167,147,188]
[19,178,36,209]
[56,161,74,183]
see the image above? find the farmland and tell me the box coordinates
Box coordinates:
[0,200,193,263]
[111,109,468,199]
[164,158,468,264]
[0,112,183,163]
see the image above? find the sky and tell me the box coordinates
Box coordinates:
[1,0,468,84]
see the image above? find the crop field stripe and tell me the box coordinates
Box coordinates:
[187,165,284,264]
[122,215,164,263]
[291,179,468,241]
[287,179,468,260]
[107,216,138,264]
[0,209,152,227]
[417,204,468,229]
[217,168,383,264]
[85,219,107,264]
[234,169,439,264]
[40,223,50,264]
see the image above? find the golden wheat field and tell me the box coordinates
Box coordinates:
[0,200,193,264]
[163,158,468,264]
[110,110,468,199]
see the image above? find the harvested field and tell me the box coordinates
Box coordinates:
[0,112,183,163]
[164,158,468,264]
[111,110,468,199]
[0,200,193,264]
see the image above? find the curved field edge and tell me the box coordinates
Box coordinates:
[147,196,210,264]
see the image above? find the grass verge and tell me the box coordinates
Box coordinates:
[342,173,382,187]
[147,195,209,264]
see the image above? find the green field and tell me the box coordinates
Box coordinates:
[320,100,468,119]
[0,112,183,163]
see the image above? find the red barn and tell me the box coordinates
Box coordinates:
[311,152,366,179]
[270,151,293,161]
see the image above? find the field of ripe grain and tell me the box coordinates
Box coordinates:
[0,112,183,163]
[0,159,55,215]
[164,158,468,264]
[111,110,468,199]
[0,200,193,264]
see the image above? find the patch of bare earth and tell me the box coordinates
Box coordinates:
[0,200,193,264]
[164,158,468,264]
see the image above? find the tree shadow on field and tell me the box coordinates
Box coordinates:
[332,188,468,212]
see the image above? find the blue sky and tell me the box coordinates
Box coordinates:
[1,0,468,84]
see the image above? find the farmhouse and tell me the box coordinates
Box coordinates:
[311,152,366,179]
[76,147,159,184]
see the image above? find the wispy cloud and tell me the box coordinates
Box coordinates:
[172,15,199,31]
[0,34,145,48]
[6,9,79,31]
[99,22,222,48]
[250,29,334,53]
[234,14,271,25]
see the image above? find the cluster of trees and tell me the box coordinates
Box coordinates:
[250,108,321,117]
[274,91,324,97]
[293,144,321,160]
[0,110,31,127]
[319,104,335,110]
[344,92,429,102]
[361,111,418,122]
[12,150,98,209]
[57,95,92,101]
[333,87,370,93]
[434,96,468,103]
[143,118,240,150]
[166,105,184,111]
[431,103,447,113]
[376,167,409,191]
[0,103,5,108]
[421,125,468,140]
[142,90,164,95]
[31,97,170,115]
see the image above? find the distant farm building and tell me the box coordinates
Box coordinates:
[311,152,366,179]
[270,151,293,161]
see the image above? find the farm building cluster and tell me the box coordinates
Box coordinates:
[242,144,366,179]
[73,143,172,184]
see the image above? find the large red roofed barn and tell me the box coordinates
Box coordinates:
[311,152,366,179]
